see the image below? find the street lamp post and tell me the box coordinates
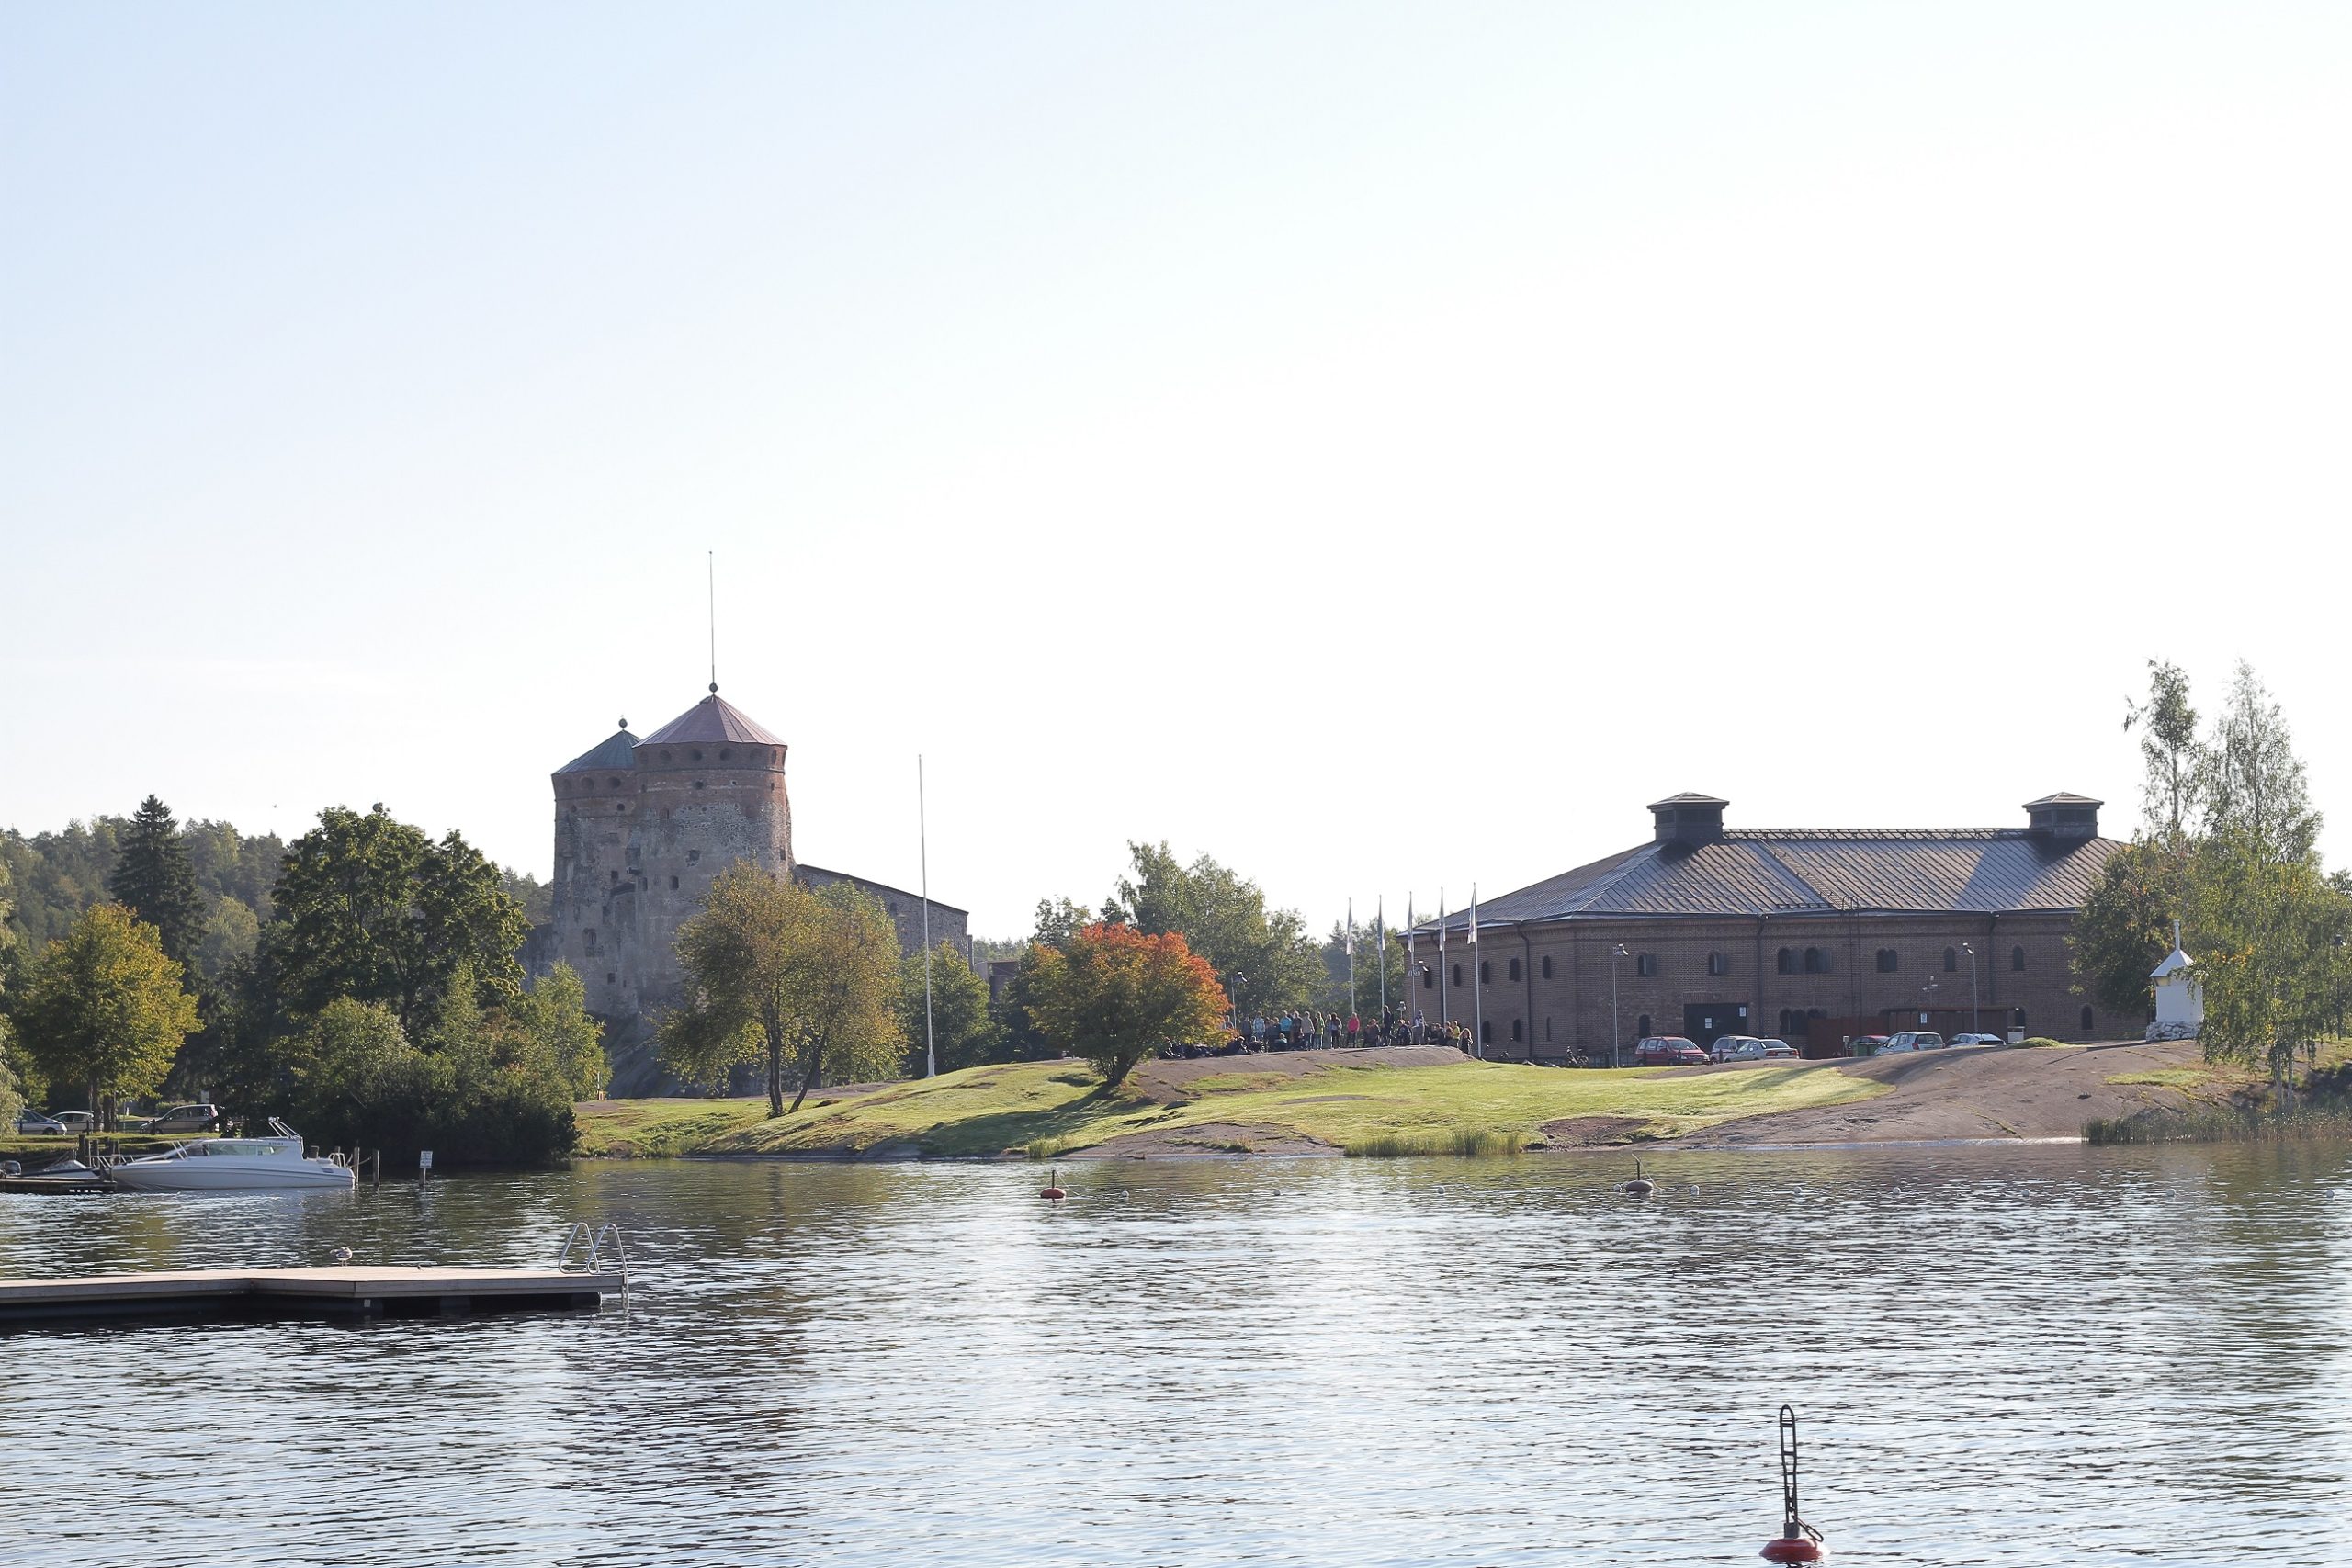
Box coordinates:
[1610,942,1629,1069]
[1921,975,1939,1028]
[1228,972,1248,1048]
[1962,942,1980,1036]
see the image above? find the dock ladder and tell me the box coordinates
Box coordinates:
[556,1221,631,1304]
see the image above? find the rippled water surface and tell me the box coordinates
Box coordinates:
[4,1145,2349,1566]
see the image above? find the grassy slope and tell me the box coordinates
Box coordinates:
[574,1055,1886,1159]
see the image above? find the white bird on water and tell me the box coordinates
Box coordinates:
[330,1247,354,1263]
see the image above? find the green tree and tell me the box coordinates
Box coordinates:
[2200,661,2321,863]
[270,804,526,1032]
[2124,659,2202,844]
[516,962,607,1100]
[2072,840,2189,1017]
[1028,896,1095,950]
[0,856,22,1123]
[899,942,1001,1075]
[1104,841,1321,1016]
[1025,921,1227,1086]
[107,795,208,973]
[1319,915,1408,1019]
[17,905,200,1128]
[662,866,906,1114]
[2188,838,2352,1089]
[197,896,262,982]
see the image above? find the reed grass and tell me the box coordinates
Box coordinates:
[1343,1128,1528,1159]
[2086,1103,2352,1145]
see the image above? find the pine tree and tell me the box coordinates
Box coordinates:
[107,795,207,974]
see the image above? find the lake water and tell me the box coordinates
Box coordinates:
[3,1145,2348,1566]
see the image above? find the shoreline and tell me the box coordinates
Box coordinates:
[573,1039,2243,1162]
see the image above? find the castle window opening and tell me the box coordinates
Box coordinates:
[1510,1018,1523,1043]
[1776,947,1796,975]
[1944,947,1958,972]
[670,876,679,889]
[608,777,620,789]
[2081,1005,2096,1032]
[1635,953,1658,977]
[719,749,732,761]
[1421,967,1433,989]
[1707,952,1728,976]
[1541,955,1554,979]
[610,871,619,885]
[2011,946,2026,972]
[1480,960,1491,985]
[1876,948,1898,973]
[584,929,598,955]
[1507,957,1521,981]
[692,750,704,761]
[693,781,706,790]
[615,803,626,812]
[605,972,616,985]
[1803,947,1831,974]
[687,850,701,863]
[1481,1020,1493,1044]
[662,750,673,762]
[1453,964,1463,987]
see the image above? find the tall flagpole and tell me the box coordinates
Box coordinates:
[1346,897,1356,1022]
[1405,893,1415,1039]
[1470,883,1482,1060]
[920,755,934,1078]
[1376,896,1386,1026]
[1438,888,1448,1029]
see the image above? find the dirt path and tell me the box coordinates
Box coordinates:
[1665,1039,2235,1146]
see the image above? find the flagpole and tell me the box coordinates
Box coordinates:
[920,754,934,1078]
[1376,896,1386,1027]
[1405,893,1415,1040]
[1471,882,1482,1060]
[1438,888,1448,1031]
[1346,897,1356,1025]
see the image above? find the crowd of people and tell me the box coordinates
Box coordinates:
[1213,1007,1476,1054]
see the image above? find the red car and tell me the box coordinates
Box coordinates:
[1634,1036,1710,1066]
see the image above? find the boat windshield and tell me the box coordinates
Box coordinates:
[194,1140,295,1157]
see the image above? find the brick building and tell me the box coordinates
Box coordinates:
[539,685,967,1091]
[1408,792,2131,1060]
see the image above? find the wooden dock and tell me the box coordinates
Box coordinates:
[0,1265,624,1326]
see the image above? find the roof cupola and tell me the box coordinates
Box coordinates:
[1649,792,1728,847]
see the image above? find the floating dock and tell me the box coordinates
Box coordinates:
[0,1265,623,1326]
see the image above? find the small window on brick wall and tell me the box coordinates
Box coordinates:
[1541,955,1554,980]
[1421,966,1433,989]
[2011,946,2027,972]
[1452,964,1463,987]
[1876,949,1898,973]
[1635,953,1658,977]
[1707,952,1728,976]
[1804,947,1831,974]
[1479,960,1491,985]
[1944,947,1958,972]
[1507,957,1521,982]
[1480,1019,1493,1044]
[1777,947,1796,975]
[1510,1018,1523,1043]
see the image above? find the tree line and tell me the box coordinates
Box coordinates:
[0,797,593,1161]
[2074,660,2352,1092]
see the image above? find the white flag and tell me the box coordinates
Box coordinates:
[1469,885,1478,946]
[1345,898,1354,956]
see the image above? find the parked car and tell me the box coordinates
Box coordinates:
[1849,1035,1891,1056]
[1634,1036,1710,1067]
[1880,1032,1946,1055]
[1949,1032,2005,1048]
[1710,1035,1759,1062]
[52,1111,96,1134]
[1873,1036,1916,1055]
[142,1103,222,1134]
[13,1111,68,1135]
[1758,1038,1798,1059]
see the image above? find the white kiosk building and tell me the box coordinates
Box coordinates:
[2146,919,2204,1041]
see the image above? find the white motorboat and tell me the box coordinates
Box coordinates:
[108,1120,356,1192]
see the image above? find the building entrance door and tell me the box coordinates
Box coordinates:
[1684,1001,1749,1045]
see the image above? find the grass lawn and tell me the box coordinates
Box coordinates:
[573,1054,1886,1160]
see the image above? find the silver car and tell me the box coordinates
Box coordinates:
[14,1111,68,1135]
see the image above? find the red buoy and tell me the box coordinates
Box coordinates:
[1759,1405,1827,1562]
[1040,1166,1068,1201]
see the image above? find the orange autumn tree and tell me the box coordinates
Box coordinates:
[1024,922,1226,1086]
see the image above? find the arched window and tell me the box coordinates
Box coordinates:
[1778,1009,1793,1032]
[1876,949,1898,973]
[1943,947,1958,972]
[1510,1018,1523,1043]
[692,749,705,761]
[584,928,598,955]
[1777,947,1796,975]
[1541,955,1554,980]
[1636,1013,1652,1038]
[607,776,621,790]
[1707,952,1729,976]
[1480,1019,1493,1044]
[1480,960,1491,985]
[1804,947,1831,974]
[2011,946,2026,972]
[1453,964,1463,987]
[1636,953,1659,977]
[1507,957,1521,982]
[2080,1005,2096,1033]
[1421,966,1433,990]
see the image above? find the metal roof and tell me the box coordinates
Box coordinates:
[1417,829,2121,932]
[554,728,639,775]
[638,692,786,748]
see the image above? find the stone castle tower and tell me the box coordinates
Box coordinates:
[546,685,794,1032]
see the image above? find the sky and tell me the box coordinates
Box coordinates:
[4,1,2349,939]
